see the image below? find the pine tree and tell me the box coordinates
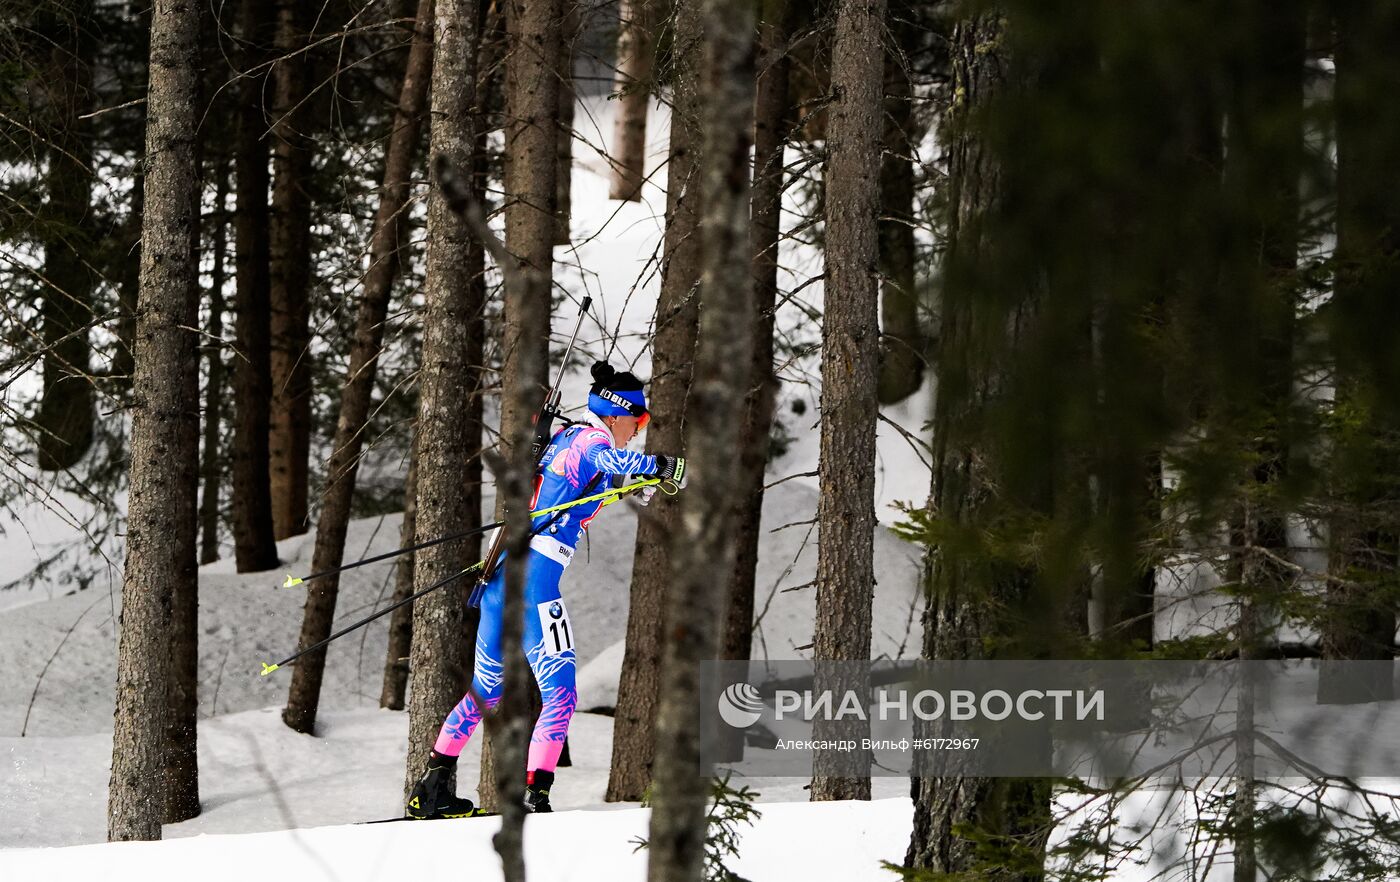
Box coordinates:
[555,3,580,244]
[608,0,654,201]
[810,0,886,802]
[108,0,201,842]
[404,0,481,799]
[165,119,205,816]
[1219,5,1305,877]
[381,437,420,709]
[875,5,927,405]
[904,10,1053,874]
[717,0,792,763]
[199,157,230,565]
[478,0,562,849]
[1318,0,1400,705]
[268,0,316,540]
[35,0,97,471]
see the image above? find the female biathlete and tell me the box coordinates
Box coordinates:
[406,362,687,818]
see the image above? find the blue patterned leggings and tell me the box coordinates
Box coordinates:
[432,549,579,772]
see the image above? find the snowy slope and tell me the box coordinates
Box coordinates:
[0,480,921,739]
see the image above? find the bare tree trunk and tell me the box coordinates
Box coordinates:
[284,0,436,734]
[555,3,580,244]
[381,438,419,710]
[459,134,489,687]
[472,2,511,806]
[404,0,480,797]
[165,131,207,823]
[231,0,280,573]
[810,0,885,803]
[605,0,703,804]
[875,17,926,405]
[716,0,790,765]
[200,160,230,566]
[383,184,488,710]
[36,0,96,471]
[1095,452,1161,652]
[433,41,491,720]
[108,0,201,842]
[498,0,560,453]
[608,0,654,201]
[382,373,480,715]
[268,0,316,540]
[646,2,754,878]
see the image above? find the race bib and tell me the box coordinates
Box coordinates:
[537,598,574,657]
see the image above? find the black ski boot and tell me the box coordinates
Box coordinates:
[523,769,554,814]
[407,750,478,819]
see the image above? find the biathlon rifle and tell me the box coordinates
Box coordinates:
[475,296,593,586]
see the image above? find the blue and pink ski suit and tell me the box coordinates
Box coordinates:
[432,417,659,773]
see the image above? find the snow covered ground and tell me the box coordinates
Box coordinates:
[0,481,921,852]
[0,481,921,877]
[1,769,912,882]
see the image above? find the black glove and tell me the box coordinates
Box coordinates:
[653,454,688,489]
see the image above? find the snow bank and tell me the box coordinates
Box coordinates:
[0,795,913,882]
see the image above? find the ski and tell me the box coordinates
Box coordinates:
[360,811,499,825]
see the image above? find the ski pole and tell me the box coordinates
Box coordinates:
[281,520,502,588]
[260,479,666,675]
[261,559,487,676]
[279,478,663,589]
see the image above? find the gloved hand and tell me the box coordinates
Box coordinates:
[633,483,658,506]
[653,454,688,489]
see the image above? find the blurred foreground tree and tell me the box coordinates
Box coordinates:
[645,0,754,877]
[608,0,704,803]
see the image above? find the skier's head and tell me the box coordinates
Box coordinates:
[588,361,649,446]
